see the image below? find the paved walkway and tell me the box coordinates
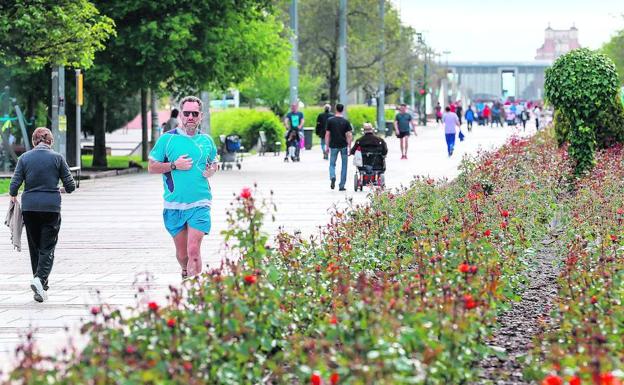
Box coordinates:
[0,122,533,370]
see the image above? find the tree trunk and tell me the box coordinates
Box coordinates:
[141,88,148,161]
[150,88,159,146]
[93,96,107,168]
[26,94,36,139]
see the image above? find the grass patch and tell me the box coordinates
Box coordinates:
[81,155,148,169]
[0,179,9,194]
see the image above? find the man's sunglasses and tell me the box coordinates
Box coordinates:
[182,111,200,117]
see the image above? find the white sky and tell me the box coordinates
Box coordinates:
[393,0,623,62]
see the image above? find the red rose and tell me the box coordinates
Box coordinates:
[148,302,159,312]
[483,229,491,237]
[125,345,137,354]
[569,376,581,385]
[244,274,257,285]
[590,296,598,304]
[330,372,340,385]
[330,315,338,325]
[463,294,477,310]
[541,374,563,385]
[183,362,193,371]
[240,187,252,199]
[167,318,176,328]
[501,209,510,218]
[500,221,508,229]
[600,372,621,385]
[90,306,100,315]
[458,263,470,273]
[610,235,618,242]
[310,373,322,385]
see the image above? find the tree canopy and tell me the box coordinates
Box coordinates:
[0,0,114,68]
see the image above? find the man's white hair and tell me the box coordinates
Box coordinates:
[179,95,203,111]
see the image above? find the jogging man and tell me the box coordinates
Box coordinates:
[148,96,218,278]
[394,103,414,159]
[284,103,305,161]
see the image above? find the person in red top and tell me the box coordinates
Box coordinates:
[483,104,491,126]
[450,103,456,113]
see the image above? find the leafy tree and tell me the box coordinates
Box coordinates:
[545,48,624,175]
[602,27,624,84]
[294,0,418,104]
[0,0,114,68]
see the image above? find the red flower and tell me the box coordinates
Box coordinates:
[310,373,322,385]
[244,274,257,285]
[329,315,338,325]
[240,187,252,199]
[600,372,621,385]
[569,376,581,385]
[125,345,137,354]
[458,263,470,273]
[483,229,491,237]
[610,234,618,242]
[183,361,193,371]
[500,221,508,229]
[469,265,478,274]
[167,318,176,328]
[617,208,624,215]
[90,306,100,315]
[590,296,598,304]
[330,372,340,385]
[541,374,563,385]
[463,294,477,310]
[500,209,510,218]
[148,302,159,312]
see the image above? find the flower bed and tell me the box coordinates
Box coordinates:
[5,132,622,384]
[526,145,624,385]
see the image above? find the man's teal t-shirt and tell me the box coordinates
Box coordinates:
[149,128,217,210]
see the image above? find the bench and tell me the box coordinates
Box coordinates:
[258,131,281,156]
[81,145,111,156]
[69,166,81,188]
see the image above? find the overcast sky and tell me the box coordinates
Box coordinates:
[392,0,623,62]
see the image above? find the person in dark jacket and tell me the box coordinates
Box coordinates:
[350,122,388,170]
[9,127,76,302]
[315,104,333,159]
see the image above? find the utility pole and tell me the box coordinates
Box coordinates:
[409,68,415,112]
[289,0,299,105]
[377,0,386,134]
[422,48,428,125]
[75,69,83,169]
[338,0,348,109]
[201,91,211,134]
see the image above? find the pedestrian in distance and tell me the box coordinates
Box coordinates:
[9,127,76,302]
[163,108,179,133]
[394,103,415,159]
[148,96,218,279]
[435,102,442,124]
[483,104,491,126]
[315,104,333,160]
[284,103,305,162]
[442,106,460,157]
[533,105,542,130]
[324,103,353,191]
[455,102,463,126]
[465,105,475,132]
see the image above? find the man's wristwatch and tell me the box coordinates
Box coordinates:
[170,161,177,171]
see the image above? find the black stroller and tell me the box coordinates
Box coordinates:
[354,149,386,191]
[219,134,243,170]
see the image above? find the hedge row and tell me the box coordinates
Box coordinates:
[210,109,285,151]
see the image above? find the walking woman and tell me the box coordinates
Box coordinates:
[9,127,76,302]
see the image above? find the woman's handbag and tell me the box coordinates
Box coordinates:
[458,130,465,141]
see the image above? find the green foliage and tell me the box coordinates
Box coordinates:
[0,179,9,195]
[81,155,147,169]
[0,0,114,68]
[553,109,571,147]
[602,28,624,84]
[211,109,285,151]
[545,48,623,174]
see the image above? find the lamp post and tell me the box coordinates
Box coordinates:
[442,50,451,105]
[417,33,428,125]
[377,0,385,134]
[289,0,299,105]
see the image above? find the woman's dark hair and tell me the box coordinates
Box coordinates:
[171,108,179,118]
[445,106,451,112]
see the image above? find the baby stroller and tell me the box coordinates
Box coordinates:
[284,128,300,162]
[354,149,386,191]
[219,134,243,170]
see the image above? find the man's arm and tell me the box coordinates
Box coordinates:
[299,116,305,130]
[346,131,353,151]
[148,155,193,174]
[324,130,330,153]
[394,118,399,134]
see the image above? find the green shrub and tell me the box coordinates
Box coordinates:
[301,105,396,136]
[211,109,285,151]
[545,48,623,174]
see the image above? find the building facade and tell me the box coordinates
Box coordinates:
[535,25,581,61]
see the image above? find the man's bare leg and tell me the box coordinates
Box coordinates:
[186,227,205,276]
[173,228,189,277]
[404,137,409,157]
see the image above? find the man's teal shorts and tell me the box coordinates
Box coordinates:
[163,207,212,237]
